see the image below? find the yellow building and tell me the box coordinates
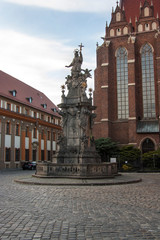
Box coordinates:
[0,70,61,170]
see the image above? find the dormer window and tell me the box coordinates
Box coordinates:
[26,97,33,103]
[9,90,17,97]
[41,104,47,109]
[52,108,57,112]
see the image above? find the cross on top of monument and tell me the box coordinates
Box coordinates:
[79,43,84,51]
[116,1,119,6]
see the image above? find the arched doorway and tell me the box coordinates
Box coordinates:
[142,138,155,154]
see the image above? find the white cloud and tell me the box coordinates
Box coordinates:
[5,0,117,13]
[0,30,95,105]
[0,30,74,104]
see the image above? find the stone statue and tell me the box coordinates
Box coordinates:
[65,49,83,77]
[36,44,118,177]
[53,44,101,164]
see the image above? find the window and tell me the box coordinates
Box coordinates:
[41,114,44,120]
[33,128,37,138]
[5,148,11,161]
[41,130,44,140]
[26,97,33,103]
[12,90,16,97]
[16,124,20,136]
[53,132,56,141]
[47,131,50,140]
[32,150,36,161]
[16,106,19,113]
[25,149,29,161]
[15,149,20,161]
[141,43,156,118]
[9,90,17,97]
[116,47,129,119]
[41,104,47,109]
[52,108,57,113]
[6,122,10,134]
[25,108,29,115]
[48,151,51,161]
[52,118,55,124]
[34,112,36,118]
[145,23,150,31]
[41,150,44,161]
[26,127,29,137]
[117,28,121,36]
[29,97,32,103]
[142,138,155,154]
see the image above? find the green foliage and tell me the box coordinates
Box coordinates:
[95,138,118,162]
[142,148,160,168]
[119,145,141,167]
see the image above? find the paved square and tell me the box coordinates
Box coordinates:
[0,171,160,239]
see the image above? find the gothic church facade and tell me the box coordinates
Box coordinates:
[93,0,160,153]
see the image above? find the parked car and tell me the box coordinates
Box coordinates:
[22,161,36,170]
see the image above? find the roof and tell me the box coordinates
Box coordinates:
[0,70,60,117]
[120,0,160,28]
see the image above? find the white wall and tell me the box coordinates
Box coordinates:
[53,141,56,151]
[47,140,51,150]
[5,135,11,148]
[15,136,20,148]
[41,140,44,150]
[25,137,29,149]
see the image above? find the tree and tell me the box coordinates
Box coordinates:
[119,145,141,168]
[95,138,119,162]
[142,148,160,169]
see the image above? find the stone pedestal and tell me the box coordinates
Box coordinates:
[36,162,117,178]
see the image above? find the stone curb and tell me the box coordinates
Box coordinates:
[14,177,142,186]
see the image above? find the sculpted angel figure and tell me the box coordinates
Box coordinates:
[65,49,83,76]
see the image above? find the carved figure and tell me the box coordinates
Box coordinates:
[80,135,89,152]
[59,110,68,128]
[65,49,83,76]
[65,75,72,90]
[82,69,92,79]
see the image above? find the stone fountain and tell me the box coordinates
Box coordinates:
[36,45,117,177]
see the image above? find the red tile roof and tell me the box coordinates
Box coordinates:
[120,0,160,28]
[0,70,60,117]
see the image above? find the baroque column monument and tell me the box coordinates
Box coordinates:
[36,45,117,177]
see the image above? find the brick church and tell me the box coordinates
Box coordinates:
[93,0,160,153]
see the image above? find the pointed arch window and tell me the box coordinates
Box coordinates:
[141,43,156,118]
[116,47,129,119]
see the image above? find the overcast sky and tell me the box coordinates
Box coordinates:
[0,0,117,105]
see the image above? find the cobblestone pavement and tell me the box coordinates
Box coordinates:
[0,171,160,240]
